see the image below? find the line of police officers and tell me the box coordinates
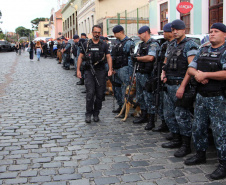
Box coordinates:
[72,21,226,180]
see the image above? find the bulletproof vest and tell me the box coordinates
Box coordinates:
[165,38,192,78]
[137,39,159,74]
[86,39,106,67]
[64,43,71,54]
[159,41,168,62]
[197,44,226,92]
[111,38,131,69]
[72,43,78,57]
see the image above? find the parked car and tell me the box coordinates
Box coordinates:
[0,40,12,52]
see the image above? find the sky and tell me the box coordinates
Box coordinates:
[0,0,62,33]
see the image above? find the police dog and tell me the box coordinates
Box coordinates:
[115,84,141,122]
[105,79,114,95]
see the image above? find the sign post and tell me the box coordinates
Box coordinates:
[176,2,193,14]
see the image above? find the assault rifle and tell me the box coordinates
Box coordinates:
[79,40,100,86]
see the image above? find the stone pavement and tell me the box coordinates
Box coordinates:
[0,51,225,185]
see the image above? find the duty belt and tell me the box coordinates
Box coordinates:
[198,91,223,97]
[166,79,183,86]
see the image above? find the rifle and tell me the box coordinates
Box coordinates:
[154,50,161,112]
[79,40,100,86]
[126,44,140,103]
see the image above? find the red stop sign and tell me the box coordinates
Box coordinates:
[176,2,193,14]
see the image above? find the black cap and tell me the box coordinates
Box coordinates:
[163,23,172,32]
[100,36,106,40]
[211,23,226,33]
[73,35,79,39]
[81,33,86,37]
[171,19,185,30]
[112,25,124,33]
[138,26,150,34]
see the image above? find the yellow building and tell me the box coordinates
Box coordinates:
[37,20,50,37]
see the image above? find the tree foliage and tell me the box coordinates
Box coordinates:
[31,17,49,30]
[15,26,31,37]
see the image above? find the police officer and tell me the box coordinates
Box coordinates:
[72,35,80,75]
[152,23,174,132]
[81,33,87,39]
[62,38,71,70]
[161,19,199,157]
[132,26,160,130]
[111,25,135,113]
[49,39,54,58]
[185,23,226,180]
[77,25,113,123]
[77,38,86,86]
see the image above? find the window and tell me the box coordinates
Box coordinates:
[68,18,69,28]
[91,15,94,28]
[44,31,49,35]
[73,13,75,25]
[63,22,64,31]
[87,18,90,33]
[70,16,72,27]
[160,2,168,30]
[44,24,48,28]
[180,0,190,34]
[209,0,223,28]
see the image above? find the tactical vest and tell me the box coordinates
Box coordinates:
[197,44,226,93]
[64,43,71,54]
[165,38,192,78]
[111,39,131,69]
[86,39,106,68]
[137,39,159,74]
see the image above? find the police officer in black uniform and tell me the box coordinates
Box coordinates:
[77,25,113,123]
[152,23,174,132]
[62,38,71,70]
[72,35,80,76]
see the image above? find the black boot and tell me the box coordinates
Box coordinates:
[144,114,155,130]
[165,132,174,140]
[133,110,148,124]
[77,78,84,85]
[85,115,91,123]
[184,151,206,165]
[210,160,226,180]
[162,133,182,148]
[152,120,169,132]
[112,106,122,113]
[174,136,191,158]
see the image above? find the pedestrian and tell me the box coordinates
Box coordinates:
[185,22,226,180]
[18,42,22,55]
[161,19,199,157]
[111,25,135,113]
[132,26,160,131]
[72,35,80,77]
[28,41,34,61]
[62,38,71,70]
[49,39,54,58]
[77,25,113,123]
[35,41,43,61]
[152,23,174,132]
[15,42,19,55]
[42,41,48,58]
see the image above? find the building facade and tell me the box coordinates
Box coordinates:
[78,0,149,37]
[149,0,225,35]
[37,20,50,37]
[61,0,82,39]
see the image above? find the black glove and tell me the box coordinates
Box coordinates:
[131,55,137,62]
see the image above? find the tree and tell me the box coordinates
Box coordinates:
[15,26,31,37]
[31,17,49,30]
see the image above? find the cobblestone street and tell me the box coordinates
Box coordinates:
[0,51,226,185]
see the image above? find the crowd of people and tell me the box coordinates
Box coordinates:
[14,20,226,180]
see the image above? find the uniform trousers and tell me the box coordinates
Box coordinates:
[163,84,192,137]
[85,68,106,116]
[192,93,226,160]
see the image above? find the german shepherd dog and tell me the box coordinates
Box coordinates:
[115,85,141,122]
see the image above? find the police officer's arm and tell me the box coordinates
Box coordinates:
[136,55,155,62]
[176,56,195,99]
[161,57,168,83]
[77,53,84,79]
[106,54,113,76]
